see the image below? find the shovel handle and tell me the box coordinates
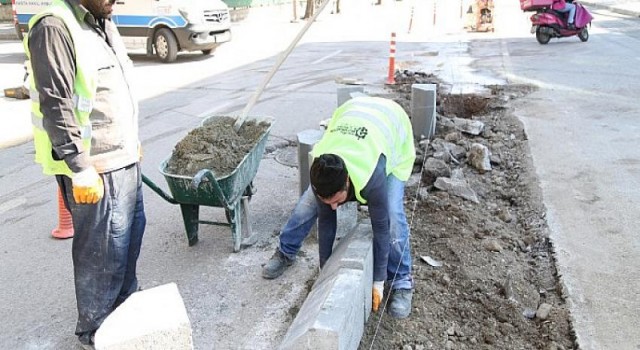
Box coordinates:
[233,0,333,132]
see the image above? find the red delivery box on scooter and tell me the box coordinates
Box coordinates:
[520,0,553,11]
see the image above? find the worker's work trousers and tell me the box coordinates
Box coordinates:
[57,163,146,337]
[278,175,412,290]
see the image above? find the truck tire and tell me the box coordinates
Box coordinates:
[154,28,178,63]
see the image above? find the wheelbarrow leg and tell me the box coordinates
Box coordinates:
[240,196,257,248]
[179,204,200,246]
[228,197,255,252]
[228,203,242,253]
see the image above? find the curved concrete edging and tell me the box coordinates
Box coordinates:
[279,222,374,350]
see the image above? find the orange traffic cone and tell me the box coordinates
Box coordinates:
[386,32,396,85]
[51,188,74,239]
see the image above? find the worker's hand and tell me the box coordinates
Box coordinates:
[372,281,384,312]
[72,167,104,204]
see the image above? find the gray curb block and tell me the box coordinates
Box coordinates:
[280,222,374,350]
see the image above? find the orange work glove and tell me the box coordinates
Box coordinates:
[372,281,384,312]
[72,167,104,204]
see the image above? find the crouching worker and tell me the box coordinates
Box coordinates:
[262,96,416,319]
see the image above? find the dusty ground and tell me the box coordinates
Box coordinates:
[359,71,576,350]
[165,116,270,177]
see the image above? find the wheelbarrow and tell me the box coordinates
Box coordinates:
[142,115,273,252]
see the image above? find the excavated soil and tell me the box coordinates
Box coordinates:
[359,71,576,350]
[165,117,270,178]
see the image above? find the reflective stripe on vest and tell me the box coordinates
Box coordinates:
[29,89,93,113]
[31,113,92,139]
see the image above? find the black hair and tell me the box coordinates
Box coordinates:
[310,154,348,199]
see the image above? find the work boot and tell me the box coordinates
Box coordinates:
[262,249,294,279]
[388,289,413,319]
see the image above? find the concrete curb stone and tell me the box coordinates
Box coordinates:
[280,222,374,350]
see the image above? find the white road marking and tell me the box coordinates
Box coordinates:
[0,197,27,215]
[311,50,342,65]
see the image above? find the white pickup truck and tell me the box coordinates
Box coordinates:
[12,0,232,62]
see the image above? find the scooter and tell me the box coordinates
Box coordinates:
[529,2,593,44]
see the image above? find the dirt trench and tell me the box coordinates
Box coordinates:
[359,70,576,350]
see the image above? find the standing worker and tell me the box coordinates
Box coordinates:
[25,0,146,348]
[262,96,416,319]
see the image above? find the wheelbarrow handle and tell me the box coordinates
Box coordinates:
[192,169,232,209]
[142,173,178,204]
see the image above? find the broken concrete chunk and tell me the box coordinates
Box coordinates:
[444,131,461,143]
[420,255,443,267]
[434,177,479,203]
[536,303,553,320]
[467,143,492,173]
[443,141,466,160]
[482,239,502,252]
[423,158,451,185]
[453,117,485,135]
[498,209,513,223]
[450,168,465,181]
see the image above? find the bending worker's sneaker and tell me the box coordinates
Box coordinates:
[388,289,413,319]
[262,249,294,279]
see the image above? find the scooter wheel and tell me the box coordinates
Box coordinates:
[578,28,589,42]
[536,28,551,45]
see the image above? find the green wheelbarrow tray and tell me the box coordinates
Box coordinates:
[142,115,274,252]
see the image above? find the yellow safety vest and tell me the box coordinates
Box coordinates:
[312,97,416,203]
[24,0,97,176]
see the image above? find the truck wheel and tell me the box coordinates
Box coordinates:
[578,28,589,42]
[536,27,551,45]
[154,28,178,63]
